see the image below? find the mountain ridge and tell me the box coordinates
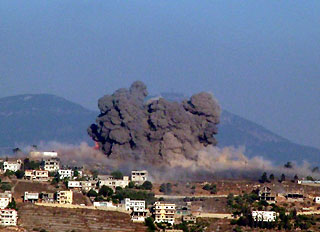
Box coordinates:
[0,93,319,165]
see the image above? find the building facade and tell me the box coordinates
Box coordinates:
[3,160,22,172]
[43,158,60,172]
[131,170,148,184]
[24,192,39,202]
[56,191,73,204]
[154,202,176,225]
[0,209,17,226]
[252,211,277,222]
[98,176,129,189]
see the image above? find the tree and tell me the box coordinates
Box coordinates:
[74,170,79,177]
[111,170,123,180]
[160,183,172,194]
[87,189,98,197]
[259,172,268,183]
[306,176,314,181]
[128,181,135,188]
[269,174,275,181]
[98,185,113,197]
[294,174,299,181]
[284,162,293,169]
[12,147,21,154]
[15,170,25,179]
[8,198,17,210]
[280,174,286,182]
[312,167,319,173]
[145,217,156,232]
[142,181,153,190]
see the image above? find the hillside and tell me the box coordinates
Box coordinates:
[0,94,96,153]
[0,93,319,165]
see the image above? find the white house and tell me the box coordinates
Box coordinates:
[24,192,39,202]
[80,181,94,192]
[93,201,117,208]
[99,176,129,189]
[30,151,58,158]
[314,197,320,203]
[0,209,17,226]
[131,170,148,184]
[252,211,277,222]
[43,158,60,172]
[122,198,147,222]
[3,160,22,172]
[154,202,176,225]
[0,197,10,209]
[58,169,73,179]
[68,181,82,189]
[0,191,12,202]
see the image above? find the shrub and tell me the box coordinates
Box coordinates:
[142,181,153,190]
[99,185,114,197]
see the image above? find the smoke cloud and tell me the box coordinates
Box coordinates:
[88,81,221,164]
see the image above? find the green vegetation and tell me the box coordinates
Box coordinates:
[113,188,155,205]
[8,198,17,210]
[98,185,114,197]
[0,182,12,191]
[141,181,153,190]
[202,183,217,194]
[87,189,98,197]
[15,170,25,179]
[111,170,123,179]
[145,217,156,232]
[23,158,41,170]
[160,183,172,194]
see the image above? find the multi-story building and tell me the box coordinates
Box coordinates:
[25,170,49,181]
[154,202,176,225]
[252,211,277,222]
[131,170,148,184]
[56,191,73,204]
[58,169,73,179]
[43,158,60,172]
[0,197,10,209]
[98,176,129,190]
[0,209,17,226]
[3,160,22,172]
[258,186,276,204]
[24,192,39,203]
[80,181,94,192]
[0,191,12,202]
[122,198,147,222]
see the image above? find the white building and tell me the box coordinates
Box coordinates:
[3,160,22,172]
[68,181,82,189]
[30,151,58,158]
[24,192,39,202]
[43,158,60,172]
[131,170,148,184]
[0,197,10,209]
[122,198,147,222]
[80,181,94,192]
[252,211,277,222]
[0,209,17,226]
[99,176,129,189]
[0,191,12,202]
[154,202,176,225]
[93,201,117,208]
[314,197,320,203]
[58,169,73,179]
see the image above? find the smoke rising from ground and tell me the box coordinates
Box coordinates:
[88,81,221,164]
[24,142,320,181]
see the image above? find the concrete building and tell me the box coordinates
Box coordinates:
[30,151,58,158]
[3,160,22,172]
[80,181,94,192]
[0,191,12,202]
[56,191,73,204]
[98,176,129,189]
[0,209,18,226]
[43,158,60,172]
[93,201,117,208]
[131,170,148,184]
[68,181,82,189]
[24,192,39,203]
[154,202,176,225]
[0,197,10,209]
[122,198,147,222]
[252,211,277,222]
[314,197,320,203]
[58,169,73,179]
[182,215,197,224]
[25,170,49,181]
[258,186,276,204]
[40,192,55,203]
[285,193,304,202]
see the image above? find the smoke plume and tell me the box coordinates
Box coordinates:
[88,81,221,164]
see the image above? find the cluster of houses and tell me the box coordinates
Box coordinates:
[0,191,17,226]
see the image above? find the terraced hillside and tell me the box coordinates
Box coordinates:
[18,204,147,232]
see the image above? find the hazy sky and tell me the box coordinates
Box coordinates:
[0,1,319,149]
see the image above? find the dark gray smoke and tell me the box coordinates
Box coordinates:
[88,81,221,164]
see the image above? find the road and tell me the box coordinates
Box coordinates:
[155,194,229,199]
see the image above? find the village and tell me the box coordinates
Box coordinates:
[2,151,320,231]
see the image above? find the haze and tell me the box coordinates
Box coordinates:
[0,1,319,149]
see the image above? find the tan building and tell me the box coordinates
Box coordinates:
[56,191,73,204]
[131,170,148,184]
[154,202,176,225]
[43,158,60,172]
[25,170,49,181]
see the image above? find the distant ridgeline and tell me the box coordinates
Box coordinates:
[0,93,319,165]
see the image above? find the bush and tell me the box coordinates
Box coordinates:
[99,185,114,197]
[0,182,12,191]
[202,184,217,194]
[142,181,153,190]
[87,189,98,197]
[145,217,156,232]
[160,183,172,194]
[15,170,25,179]
[111,170,123,179]
[128,181,135,188]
